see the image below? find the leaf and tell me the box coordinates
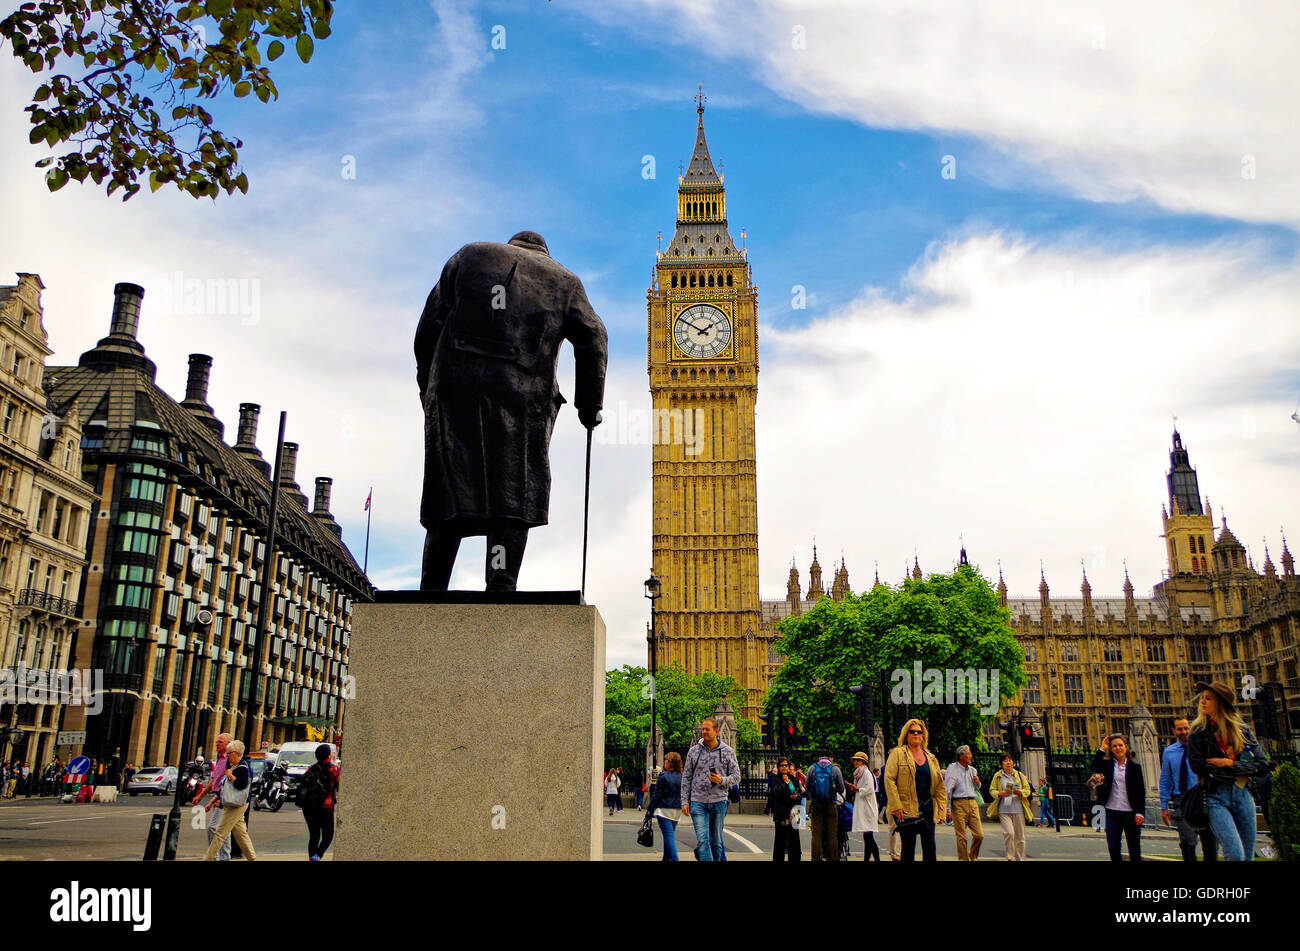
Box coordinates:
[149,171,164,193]
[33,83,49,101]
[267,40,284,61]
[206,0,233,15]
[233,81,251,98]
[44,167,68,192]
[312,20,331,40]
[295,33,313,63]
[254,84,269,104]
[34,156,52,168]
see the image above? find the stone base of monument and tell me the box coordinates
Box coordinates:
[335,592,605,861]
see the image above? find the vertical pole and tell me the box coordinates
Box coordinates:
[239,412,285,857]
[363,486,372,575]
[244,411,285,753]
[649,601,658,771]
[1043,708,1059,832]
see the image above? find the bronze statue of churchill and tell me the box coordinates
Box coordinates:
[415,231,607,591]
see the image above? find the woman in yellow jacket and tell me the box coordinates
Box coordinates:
[985,752,1034,860]
[884,718,947,862]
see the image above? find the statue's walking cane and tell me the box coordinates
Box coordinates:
[582,426,593,599]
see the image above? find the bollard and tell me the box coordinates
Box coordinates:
[142,814,166,861]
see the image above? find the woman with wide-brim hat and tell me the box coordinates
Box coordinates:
[847,751,880,860]
[1186,680,1271,861]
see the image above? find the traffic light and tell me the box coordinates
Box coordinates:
[1021,724,1037,750]
[1002,720,1022,756]
[760,712,773,747]
[849,683,873,734]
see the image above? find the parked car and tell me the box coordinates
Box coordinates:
[127,766,178,796]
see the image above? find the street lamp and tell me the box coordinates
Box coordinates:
[643,575,662,772]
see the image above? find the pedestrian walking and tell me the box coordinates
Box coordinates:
[806,751,846,862]
[647,753,684,861]
[986,753,1032,861]
[298,743,339,861]
[191,732,234,861]
[603,768,621,815]
[884,718,946,862]
[1036,777,1054,827]
[1088,733,1146,862]
[634,769,645,811]
[1160,716,1217,861]
[848,752,880,861]
[4,760,17,798]
[614,767,624,811]
[768,757,804,861]
[1186,680,1271,862]
[202,740,256,861]
[944,745,984,861]
[680,716,739,861]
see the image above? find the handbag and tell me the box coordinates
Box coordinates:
[1181,781,1209,830]
[636,811,655,848]
[220,767,249,808]
[728,784,741,804]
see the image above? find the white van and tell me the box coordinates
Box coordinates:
[273,741,338,801]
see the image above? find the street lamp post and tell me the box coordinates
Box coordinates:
[643,575,662,773]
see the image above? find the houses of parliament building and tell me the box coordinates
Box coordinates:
[646,93,1299,750]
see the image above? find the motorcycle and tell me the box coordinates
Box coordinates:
[179,756,207,804]
[253,762,288,812]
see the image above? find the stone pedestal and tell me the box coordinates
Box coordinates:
[335,592,605,860]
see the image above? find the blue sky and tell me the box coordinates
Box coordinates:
[2,0,1298,667]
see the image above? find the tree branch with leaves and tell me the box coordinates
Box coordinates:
[2,0,333,200]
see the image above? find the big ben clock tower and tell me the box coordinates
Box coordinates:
[648,88,764,721]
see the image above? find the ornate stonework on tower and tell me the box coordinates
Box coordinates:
[648,88,764,720]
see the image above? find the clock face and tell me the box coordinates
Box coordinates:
[673,304,732,359]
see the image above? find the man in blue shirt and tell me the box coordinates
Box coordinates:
[1159,717,1217,861]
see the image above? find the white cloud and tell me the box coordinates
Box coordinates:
[755,232,1300,612]
[583,0,1300,225]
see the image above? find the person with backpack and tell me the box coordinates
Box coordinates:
[298,743,340,861]
[805,751,846,862]
[884,718,946,862]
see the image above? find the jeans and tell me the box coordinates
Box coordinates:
[656,816,679,861]
[1040,800,1054,825]
[1104,808,1142,861]
[206,802,231,861]
[606,793,619,812]
[1206,783,1255,861]
[689,800,728,861]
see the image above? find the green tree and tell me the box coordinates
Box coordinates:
[1,0,333,200]
[605,663,759,750]
[1270,762,1300,861]
[764,564,1024,754]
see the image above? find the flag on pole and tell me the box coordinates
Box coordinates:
[364,488,372,511]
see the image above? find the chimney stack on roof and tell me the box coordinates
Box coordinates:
[180,353,224,438]
[233,402,271,479]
